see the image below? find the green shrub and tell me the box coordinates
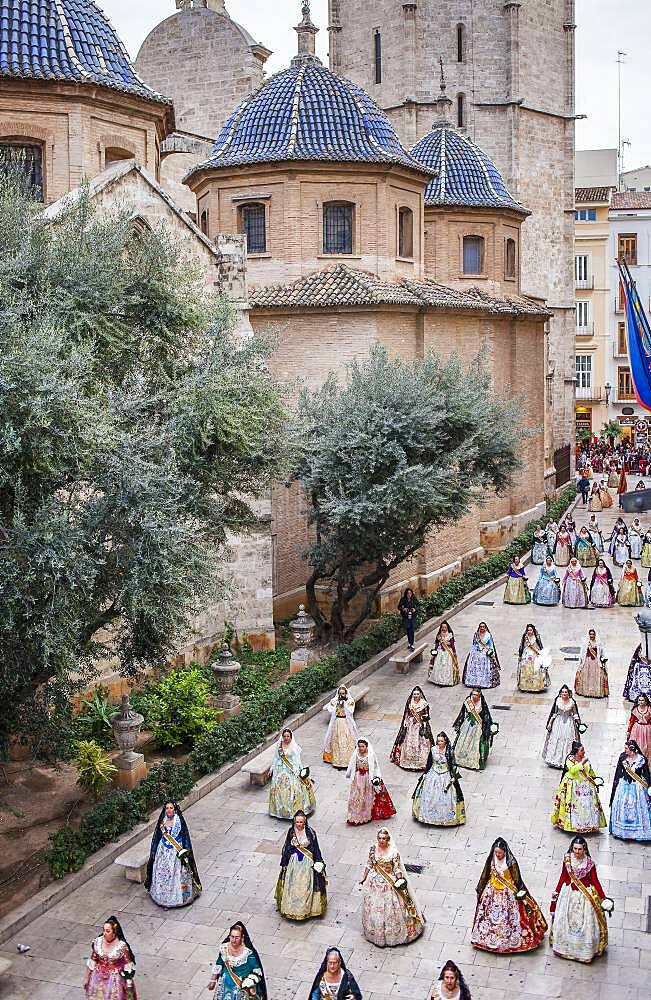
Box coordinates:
[232,645,290,702]
[132,666,218,749]
[73,687,118,750]
[72,740,117,799]
[46,827,86,880]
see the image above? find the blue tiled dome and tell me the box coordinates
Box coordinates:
[0,0,170,104]
[191,61,426,174]
[411,123,528,214]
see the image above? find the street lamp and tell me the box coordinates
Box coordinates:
[604,382,612,405]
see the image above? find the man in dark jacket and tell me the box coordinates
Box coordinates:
[578,474,590,505]
[397,588,420,651]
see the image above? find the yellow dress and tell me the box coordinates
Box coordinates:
[551,758,606,833]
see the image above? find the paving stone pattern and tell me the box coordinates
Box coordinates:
[2,498,650,999]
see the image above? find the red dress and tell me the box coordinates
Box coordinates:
[371,780,397,820]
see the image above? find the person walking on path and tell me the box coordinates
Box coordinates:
[398,588,419,651]
[578,472,590,506]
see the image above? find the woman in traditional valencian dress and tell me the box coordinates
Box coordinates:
[543,685,583,769]
[553,523,572,566]
[462,622,500,688]
[275,811,327,921]
[453,688,497,770]
[308,949,362,1000]
[323,686,358,769]
[144,801,201,909]
[566,514,578,547]
[389,687,434,770]
[609,740,651,841]
[429,961,472,1000]
[532,556,561,606]
[470,838,547,954]
[503,556,530,604]
[623,642,651,702]
[83,917,137,1000]
[207,922,267,999]
[269,728,315,819]
[630,517,644,559]
[428,621,460,686]
[587,513,604,551]
[574,527,598,568]
[598,479,614,507]
[575,629,609,698]
[551,741,607,833]
[531,527,548,565]
[562,558,588,609]
[628,693,651,760]
[608,462,620,488]
[611,527,631,567]
[412,732,465,827]
[545,518,559,549]
[641,529,651,568]
[358,828,424,947]
[346,739,396,825]
[517,624,551,693]
[550,836,610,963]
[617,558,643,606]
[588,559,615,608]
[587,482,602,513]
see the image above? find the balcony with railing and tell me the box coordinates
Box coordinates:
[575,275,594,289]
[576,321,594,336]
[576,385,606,402]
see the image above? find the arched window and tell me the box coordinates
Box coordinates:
[456,23,466,63]
[0,140,43,200]
[398,206,414,259]
[200,208,209,237]
[323,201,354,255]
[238,202,266,254]
[463,235,484,275]
[374,30,382,84]
[457,93,465,128]
[104,146,135,167]
[505,238,517,279]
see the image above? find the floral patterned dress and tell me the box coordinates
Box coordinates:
[574,642,609,698]
[347,750,373,825]
[551,758,607,833]
[411,750,465,826]
[148,814,200,908]
[471,859,547,954]
[85,936,136,1000]
[628,705,651,760]
[550,856,607,963]
[268,741,315,819]
[542,698,581,769]
[362,846,424,947]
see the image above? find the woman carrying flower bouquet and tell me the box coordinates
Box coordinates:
[346,738,396,824]
[358,827,424,947]
[550,836,611,963]
[144,801,201,908]
[308,949,362,1000]
[83,917,137,999]
[470,838,547,954]
[452,688,498,770]
[412,732,465,826]
[207,921,267,998]
[275,811,327,921]
[616,559,643,607]
[551,742,607,833]
[269,728,315,819]
[389,687,434,770]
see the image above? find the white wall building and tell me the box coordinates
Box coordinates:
[621,165,651,193]
[607,191,651,443]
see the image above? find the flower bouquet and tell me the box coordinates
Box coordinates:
[371,777,383,789]
[515,888,527,901]
[313,860,325,874]
[490,722,500,735]
[601,897,615,915]
[300,767,310,779]
[578,722,588,734]
[176,847,190,865]
[394,877,407,891]
[593,776,604,787]
[119,966,136,998]
[242,972,262,996]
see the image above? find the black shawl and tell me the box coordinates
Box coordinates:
[610,746,651,806]
[452,691,494,746]
[476,838,528,899]
[390,687,433,754]
[589,563,615,598]
[413,732,464,803]
[435,960,472,1000]
[308,949,362,1000]
[518,625,543,659]
[546,687,581,730]
[144,802,201,895]
[220,922,267,1000]
[95,916,135,965]
[280,819,327,896]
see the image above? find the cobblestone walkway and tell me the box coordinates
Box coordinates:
[2,497,650,1000]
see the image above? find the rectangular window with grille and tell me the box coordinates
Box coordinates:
[239,203,266,254]
[618,366,635,400]
[0,142,43,200]
[575,354,592,389]
[323,202,353,255]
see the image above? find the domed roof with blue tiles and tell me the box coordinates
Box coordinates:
[0,0,170,104]
[411,121,528,215]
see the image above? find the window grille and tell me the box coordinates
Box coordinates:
[240,203,266,254]
[323,202,353,255]
[463,235,484,275]
[374,31,382,84]
[0,142,43,200]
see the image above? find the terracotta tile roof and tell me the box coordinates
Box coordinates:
[575,186,613,203]
[249,264,550,318]
[611,191,651,210]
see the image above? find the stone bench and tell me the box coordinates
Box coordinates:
[113,843,150,884]
[240,683,372,787]
[390,640,428,674]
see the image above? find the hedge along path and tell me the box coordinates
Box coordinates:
[0,485,578,945]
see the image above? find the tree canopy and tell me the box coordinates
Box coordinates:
[295,345,521,641]
[0,170,290,749]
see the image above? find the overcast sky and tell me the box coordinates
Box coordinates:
[105,0,651,168]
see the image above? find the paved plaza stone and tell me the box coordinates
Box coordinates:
[2,498,651,999]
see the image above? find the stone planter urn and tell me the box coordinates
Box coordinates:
[212,644,242,718]
[112,694,147,789]
[289,603,319,675]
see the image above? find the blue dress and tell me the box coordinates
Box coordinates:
[532,537,548,564]
[533,565,561,606]
[609,753,651,841]
[462,631,500,688]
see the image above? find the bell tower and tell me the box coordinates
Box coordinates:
[328,0,577,489]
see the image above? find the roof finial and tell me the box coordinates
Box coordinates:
[434,56,453,126]
[292,0,321,66]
